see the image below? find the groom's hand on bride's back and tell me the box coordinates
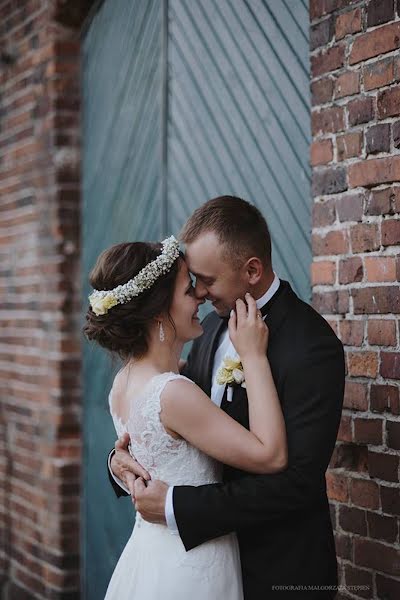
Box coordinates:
[111,433,151,497]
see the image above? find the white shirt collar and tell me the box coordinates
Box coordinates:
[255,272,280,310]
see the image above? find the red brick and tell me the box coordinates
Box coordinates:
[336,131,363,161]
[312,290,349,315]
[312,43,346,77]
[393,119,400,149]
[367,0,395,27]
[326,470,349,502]
[350,478,380,509]
[376,574,400,600]
[381,352,400,380]
[365,256,397,282]
[0,5,83,597]
[337,415,353,442]
[344,565,373,599]
[349,155,400,188]
[344,381,368,411]
[334,532,352,561]
[350,223,379,253]
[387,419,400,450]
[310,139,333,166]
[352,286,400,314]
[311,76,334,106]
[364,57,395,91]
[382,219,400,246]
[312,166,347,195]
[311,260,336,285]
[378,85,400,119]
[391,187,400,213]
[347,96,374,127]
[336,192,364,222]
[368,319,397,345]
[334,70,360,99]
[310,0,340,20]
[339,320,364,346]
[349,22,400,65]
[312,199,336,227]
[366,187,394,215]
[311,16,335,51]
[313,230,349,256]
[365,123,391,155]
[381,485,400,516]
[339,256,363,284]
[354,537,400,576]
[339,505,367,535]
[311,106,345,136]
[370,384,400,414]
[353,417,383,444]
[336,8,362,40]
[368,450,399,483]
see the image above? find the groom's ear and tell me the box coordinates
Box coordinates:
[244,257,263,285]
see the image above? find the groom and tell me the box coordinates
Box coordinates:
[108,196,345,599]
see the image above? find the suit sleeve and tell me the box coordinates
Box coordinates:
[107,449,129,498]
[173,337,345,551]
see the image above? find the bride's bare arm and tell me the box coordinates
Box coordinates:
[161,295,287,475]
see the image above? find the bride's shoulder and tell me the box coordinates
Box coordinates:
[159,374,204,408]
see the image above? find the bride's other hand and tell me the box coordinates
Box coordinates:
[112,433,151,497]
[229,293,269,360]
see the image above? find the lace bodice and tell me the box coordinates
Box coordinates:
[109,372,222,487]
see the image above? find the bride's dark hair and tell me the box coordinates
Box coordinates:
[83,242,183,361]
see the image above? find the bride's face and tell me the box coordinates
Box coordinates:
[167,259,204,343]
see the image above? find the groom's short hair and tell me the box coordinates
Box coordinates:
[180,196,272,268]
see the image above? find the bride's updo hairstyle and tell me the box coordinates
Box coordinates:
[84,242,183,361]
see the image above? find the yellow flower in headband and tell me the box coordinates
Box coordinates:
[90,293,118,316]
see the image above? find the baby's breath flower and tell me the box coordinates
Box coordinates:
[88,236,180,316]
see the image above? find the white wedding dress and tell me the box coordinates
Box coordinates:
[105,371,243,600]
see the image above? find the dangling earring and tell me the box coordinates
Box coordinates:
[159,321,165,342]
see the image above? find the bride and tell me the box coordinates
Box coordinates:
[84,236,287,600]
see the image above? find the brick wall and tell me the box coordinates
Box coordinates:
[310,1,400,598]
[0,1,92,598]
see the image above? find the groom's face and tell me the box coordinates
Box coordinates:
[184,231,249,317]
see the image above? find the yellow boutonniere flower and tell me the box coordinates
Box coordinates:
[216,356,246,388]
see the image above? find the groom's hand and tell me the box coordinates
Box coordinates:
[134,478,168,525]
[111,433,150,496]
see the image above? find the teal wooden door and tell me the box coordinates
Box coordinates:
[81,1,164,598]
[82,1,310,597]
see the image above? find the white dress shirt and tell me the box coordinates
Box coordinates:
[165,273,281,534]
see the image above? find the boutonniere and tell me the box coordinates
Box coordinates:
[216,356,246,401]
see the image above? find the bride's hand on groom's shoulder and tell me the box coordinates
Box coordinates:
[229,293,269,361]
[112,433,151,497]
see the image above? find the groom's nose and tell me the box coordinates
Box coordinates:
[194,280,208,299]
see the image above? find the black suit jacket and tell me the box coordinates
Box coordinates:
[175,280,345,599]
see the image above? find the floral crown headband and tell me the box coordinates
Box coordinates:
[89,236,180,316]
